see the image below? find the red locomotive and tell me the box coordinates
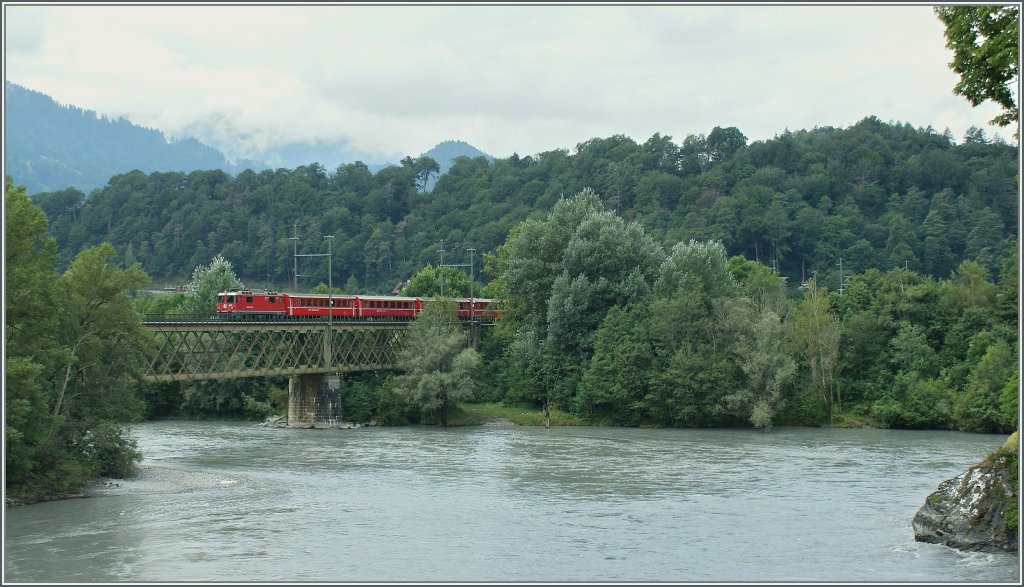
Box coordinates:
[215,290,499,321]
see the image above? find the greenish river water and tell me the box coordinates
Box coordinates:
[3,421,1020,582]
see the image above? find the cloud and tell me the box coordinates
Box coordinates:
[4,4,1013,162]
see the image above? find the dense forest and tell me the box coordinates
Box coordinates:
[33,117,1017,296]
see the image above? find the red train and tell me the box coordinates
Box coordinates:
[215,290,499,321]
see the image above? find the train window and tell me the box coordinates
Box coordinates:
[227,296,235,303]
[246,296,253,303]
[269,297,276,304]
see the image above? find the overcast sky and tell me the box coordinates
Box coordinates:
[3,2,1015,163]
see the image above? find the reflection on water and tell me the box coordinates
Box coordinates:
[4,422,1020,582]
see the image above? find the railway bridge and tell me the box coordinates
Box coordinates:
[141,316,482,428]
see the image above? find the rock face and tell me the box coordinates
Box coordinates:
[912,434,1019,553]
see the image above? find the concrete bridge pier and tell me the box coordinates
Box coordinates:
[288,374,342,428]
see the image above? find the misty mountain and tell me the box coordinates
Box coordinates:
[4,81,267,195]
[5,82,493,195]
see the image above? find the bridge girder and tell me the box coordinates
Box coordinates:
[142,321,408,382]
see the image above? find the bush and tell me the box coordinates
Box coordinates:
[242,394,274,420]
[83,422,142,478]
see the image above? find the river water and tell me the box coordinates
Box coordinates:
[3,421,1020,583]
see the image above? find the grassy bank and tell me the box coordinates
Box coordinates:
[452,403,586,426]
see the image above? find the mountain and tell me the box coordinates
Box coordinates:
[4,82,492,195]
[4,81,267,194]
[418,140,493,191]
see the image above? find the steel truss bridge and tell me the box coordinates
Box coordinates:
[141,316,412,382]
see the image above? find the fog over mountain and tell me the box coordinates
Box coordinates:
[5,81,492,195]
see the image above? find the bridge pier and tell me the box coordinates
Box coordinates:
[288,374,342,428]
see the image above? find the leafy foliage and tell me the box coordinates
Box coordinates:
[5,176,150,500]
[389,301,481,425]
[935,5,1020,127]
[30,119,1017,304]
[183,254,245,315]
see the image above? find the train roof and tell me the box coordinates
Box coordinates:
[217,290,496,302]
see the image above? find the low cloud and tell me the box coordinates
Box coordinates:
[4,4,1012,162]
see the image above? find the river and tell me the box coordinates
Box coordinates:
[3,421,1020,582]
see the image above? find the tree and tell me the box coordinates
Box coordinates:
[791,279,841,423]
[183,255,245,315]
[578,305,653,425]
[6,175,63,493]
[655,240,738,302]
[728,307,797,429]
[495,187,606,329]
[55,243,151,434]
[390,301,480,426]
[6,176,150,498]
[955,338,1016,433]
[706,126,748,163]
[401,263,472,298]
[935,5,1020,128]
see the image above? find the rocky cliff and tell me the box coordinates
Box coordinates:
[912,432,1019,553]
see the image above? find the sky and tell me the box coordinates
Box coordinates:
[3,2,1017,164]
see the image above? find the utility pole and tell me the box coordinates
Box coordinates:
[437,239,446,298]
[295,240,333,369]
[325,235,334,368]
[466,248,476,320]
[836,257,851,295]
[289,222,301,291]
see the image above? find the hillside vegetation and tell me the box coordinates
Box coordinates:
[32,117,1017,295]
[18,116,1019,435]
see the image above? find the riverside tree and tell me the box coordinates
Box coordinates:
[791,279,841,424]
[494,188,664,408]
[390,300,480,426]
[6,175,150,500]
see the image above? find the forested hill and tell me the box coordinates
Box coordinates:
[4,81,266,195]
[29,116,1018,293]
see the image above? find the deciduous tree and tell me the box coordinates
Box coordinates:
[183,254,244,315]
[391,301,479,426]
[935,5,1019,128]
[791,280,841,423]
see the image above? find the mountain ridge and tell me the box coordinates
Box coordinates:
[4,81,492,195]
